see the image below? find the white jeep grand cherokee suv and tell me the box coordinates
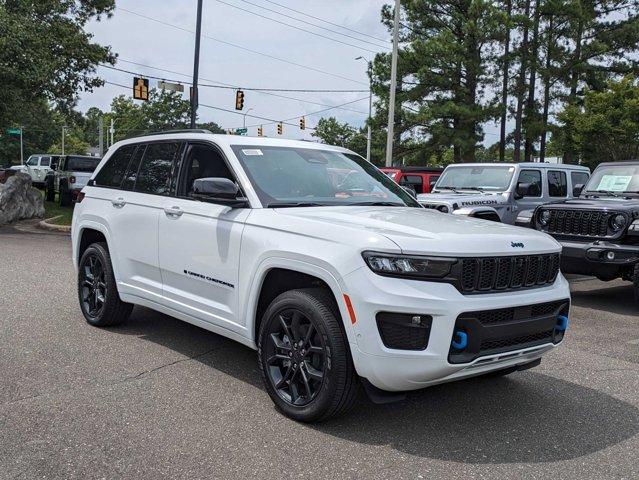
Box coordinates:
[72,131,571,422]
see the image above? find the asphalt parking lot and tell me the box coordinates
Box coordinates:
[1,224,638,479]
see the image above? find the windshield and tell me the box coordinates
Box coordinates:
[66,156,101,172]
[585,164,639,194]
[231,145,420,207]
[434,166,515,192]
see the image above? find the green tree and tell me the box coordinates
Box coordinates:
[47,132,91,156]
[557,75,639,168]
[312,117,358,147]
[0,1,116,129]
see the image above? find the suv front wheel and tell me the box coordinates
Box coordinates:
[258,288,360,422]
[78,242,133,327]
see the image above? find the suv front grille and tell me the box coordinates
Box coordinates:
[542,209,619,238]
[459,254,559,294]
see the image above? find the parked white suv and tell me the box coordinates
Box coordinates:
[72,131,571,422]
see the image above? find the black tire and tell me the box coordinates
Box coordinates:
[78,242,132,327]
[59,180,71,206]
[45,179,55,202]
[258,288,360,422]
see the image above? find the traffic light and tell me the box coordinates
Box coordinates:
[299,117,305,130]
[277,122,283,135]
[235,90,244,110]
[257,126,263,136]
[133,77,149,101]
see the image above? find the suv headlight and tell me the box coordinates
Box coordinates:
[362,252,456,278]
[537,209,551,226]
[610,213,627,231]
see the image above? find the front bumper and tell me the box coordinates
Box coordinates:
[559,240,639,278]
[343,267,571,392]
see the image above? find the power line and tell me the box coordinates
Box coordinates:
[254,0,390,44]
[118,7,367,86]
[115,59,369,114]
[215,0,388,51]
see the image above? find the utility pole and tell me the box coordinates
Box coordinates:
[61,126,66,156]
[19,127,24,165]
[109,119,115,146]
[385,0,401,167]
[356,56,373,162]
[98,117,104,157]
[190,0,204,129]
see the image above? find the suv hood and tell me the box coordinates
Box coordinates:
[274,206,559,256]
[417,191,509,209]
[541,196,639,212]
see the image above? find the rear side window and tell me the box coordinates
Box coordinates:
[548,170,567,197]
[135,142,180,195]
[40,157,51,167]
[93,145,137,188]
[571,171,589,190]
[517,169,542,197]
[399,174,423,192]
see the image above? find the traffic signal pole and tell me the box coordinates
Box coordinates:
[190,0,204,129]
[385,0,401,167]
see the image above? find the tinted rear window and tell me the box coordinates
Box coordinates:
[67,156,101,172]
[94,146,137,188]
[135,142,180,195]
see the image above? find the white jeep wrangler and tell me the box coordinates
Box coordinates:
[72,131,571,422]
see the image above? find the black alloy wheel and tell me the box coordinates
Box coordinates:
[80,253,107,318]
[265,308,326,406]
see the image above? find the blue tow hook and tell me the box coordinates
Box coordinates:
[451,331,468,350]
[555,315,569,332]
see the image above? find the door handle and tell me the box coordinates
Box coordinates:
[164,206,183,218]
[111,197,126,208]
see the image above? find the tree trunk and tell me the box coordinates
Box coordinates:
[539,15,554,163]
[499,0,512,162]
[564,15,583,164]
[524,0,541,162]
[513,0,531,162]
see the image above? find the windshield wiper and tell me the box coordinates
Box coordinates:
[461,186,485,193]
[348,201,405,206]
[436,186,459,193]
[587,190,620,198]
[266,201,327,208]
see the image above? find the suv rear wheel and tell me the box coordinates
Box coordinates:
[78,242,132,327]
[258,288,360,422]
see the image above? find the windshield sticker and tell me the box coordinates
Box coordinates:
[242,149,263,156]
[597,175,632,191]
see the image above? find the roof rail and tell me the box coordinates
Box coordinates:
[131,129,214,138]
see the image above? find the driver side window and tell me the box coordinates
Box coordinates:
[517,169,542,197]
[180,144,237,198]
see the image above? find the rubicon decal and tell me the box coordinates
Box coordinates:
[183,269,235,289]
[460,199,499,206]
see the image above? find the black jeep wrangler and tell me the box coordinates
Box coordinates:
[532,161,639,298]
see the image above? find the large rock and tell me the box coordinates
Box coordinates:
[0,173,46,225]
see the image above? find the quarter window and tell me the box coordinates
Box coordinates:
[93,145,136,188]
[517,170,542,197]
[135,142,180,195]
[548,170,567,197]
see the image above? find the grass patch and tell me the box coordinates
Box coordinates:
[38,190,74,226]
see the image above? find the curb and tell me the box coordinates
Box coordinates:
[37,216,71,233]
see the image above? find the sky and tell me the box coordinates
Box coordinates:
[78,0,391,140]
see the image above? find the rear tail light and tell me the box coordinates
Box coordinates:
[70,176,76,184]
[76,191,85,203]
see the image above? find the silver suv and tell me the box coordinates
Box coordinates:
[417,162,590,224]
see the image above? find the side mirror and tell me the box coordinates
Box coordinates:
[573,183,584,197]
[401,185,417,199]
[192,177,248,207]
[515,182,538,199]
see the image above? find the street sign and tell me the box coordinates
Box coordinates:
[6,128,21,136]
[133,77,150,101]
[235,128,248,135]
[158,80,184,93]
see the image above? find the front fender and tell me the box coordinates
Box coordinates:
[453,206,502,221]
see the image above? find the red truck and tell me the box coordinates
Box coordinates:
[380,166,443,194]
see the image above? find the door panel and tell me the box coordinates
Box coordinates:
[158,199,249,328]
